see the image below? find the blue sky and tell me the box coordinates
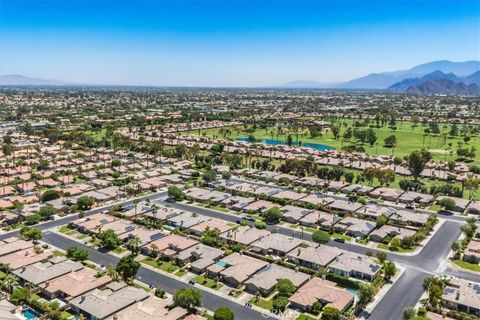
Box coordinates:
[1,0,479,86]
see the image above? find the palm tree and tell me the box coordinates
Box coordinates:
[127,236,141,256]
[2,273,18,294]
[106,264,119,281]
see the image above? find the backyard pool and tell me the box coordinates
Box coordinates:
[347,288,361,302]
[215,261,227,267]
[22,307,41,320]
[236,138,335,151]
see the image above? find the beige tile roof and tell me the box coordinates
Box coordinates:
[40,267,112,298]
[289,277,354,311]
[0,247,52,270]
[107,295,188,320]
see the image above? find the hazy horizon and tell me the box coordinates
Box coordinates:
[1,0,479,87]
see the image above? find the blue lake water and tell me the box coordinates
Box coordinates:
[236,138,335,151]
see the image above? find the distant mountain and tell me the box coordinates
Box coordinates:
[388,70,480,92]
[0,74,67,86]
[406,79,480,95]
[463,71,480,85]
[336,60,480,89]
[278,80,339,88]
[388,71,462,91]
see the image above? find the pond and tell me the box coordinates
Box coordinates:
[236,138,335,151]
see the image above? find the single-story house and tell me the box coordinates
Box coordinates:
[250,233,304,257]
[328,252,381,281]
[70,282,149,320]
[286,244,343,270]
[207,253,268,288]
[219,226,270,246]
[289,278,355,313]
[244,263,309,297]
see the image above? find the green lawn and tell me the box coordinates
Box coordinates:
[86,129,108,142]
[59,225,76,235]
[53,250,66,257]
[193,274,223,290]
[331,233,352,241]
[89,238,101,247]
[249,296,274,310]
[76,233,89,240]
[296,315,318,320]
[141,258,179,273]
[159,261,179,273]
[181,120,480,163]
[175,269,187,277]
[112,247,126,254]
[377,243,416,253]
[206,204,230,213]
[453,259,480,272]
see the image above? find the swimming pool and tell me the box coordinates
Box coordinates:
[236,138,335,151]
[22,307,41,320]
[215,261,227,267]
[347,288,360,302]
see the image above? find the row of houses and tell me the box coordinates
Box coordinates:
[184,186,423,241]
[0,237,202,320]
[69,209,381,302]
[126,131,480,183]
[0,134,196,226]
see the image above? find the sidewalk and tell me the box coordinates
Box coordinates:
[359,265,406,319]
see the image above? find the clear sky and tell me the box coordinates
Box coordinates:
[1,0,479,86]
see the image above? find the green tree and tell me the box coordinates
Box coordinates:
[321,306,340,320]
[438,197,455,211]
[41,189,60,202]
[2,273,18,294]
[214,307,234,320]
[66,246,89,261]
[376,214,389,227]
[173,288,202,313]
[116,255,141,283]
[406,150,431,181]
[39,204,57,219]
[99,229,121,250]
[423,276,445,308]
[20,226,42,241]
[77,195,94,210]
[203,170,217,182]
[312,230,330,244]
[376,252,387,264]
[403,306,416,320]
[276,278,296,297]
[384,135,397,148]
[168,185,185,201]
[383,261,397,280]
[10,287,28,305]
[358,283,375,308]
[272,296,289,312]
[263,206,283,223]
[366,128,377,147]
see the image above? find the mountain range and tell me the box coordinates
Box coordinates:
[2,60,480,94]
[281,60,480,90]
[0,74,67,86]
[388,70,480,92]
[406,79,480,95]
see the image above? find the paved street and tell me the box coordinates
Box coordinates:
[159,200,470,320]
[42,231,272,320]
[0,190,474,320]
